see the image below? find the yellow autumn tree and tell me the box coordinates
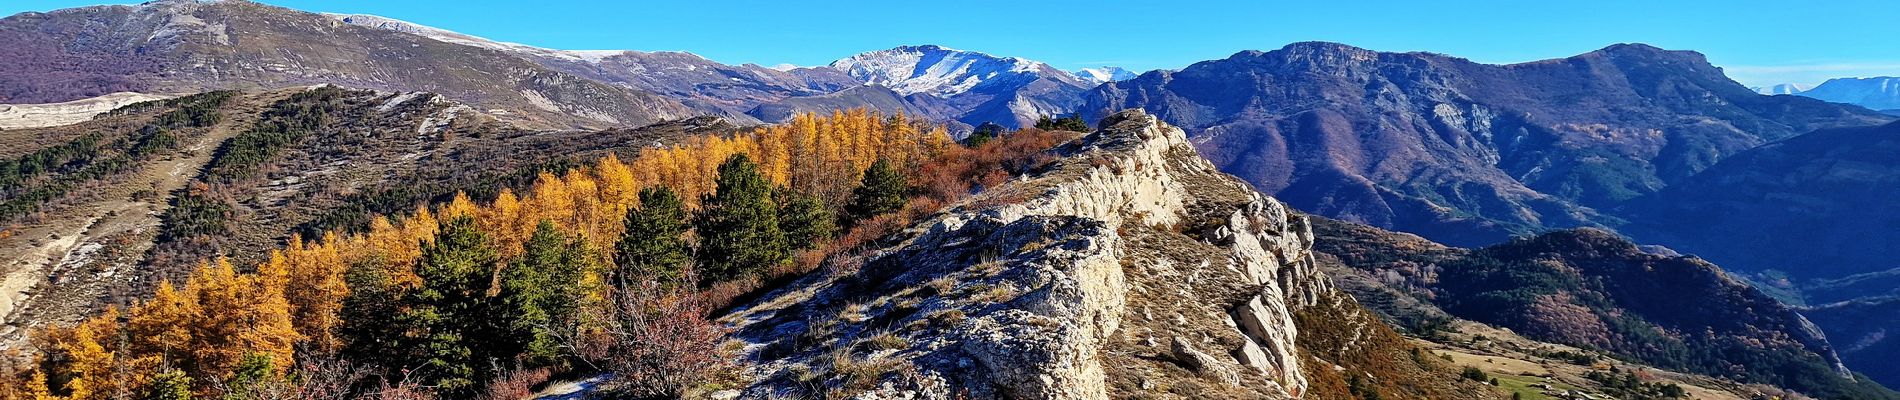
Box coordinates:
[186,258,297,378]
[125,281,196,364]
[281,233,349,354]
[18,109,956,395]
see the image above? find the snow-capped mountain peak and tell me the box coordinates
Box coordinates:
[1072,66,1138,84]
[326,13,634,63]
[1798,77,1900,111]
[1753,83,1809,95]
[829,45,1084,97]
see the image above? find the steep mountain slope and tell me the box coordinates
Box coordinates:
[1083,41,1893,246]
[832,45,1093,128]
[328,13,864,124]
[1618,121,1900,281]
[0,0,695,129]
[0,87,733,350]
[1806,298,1900,389]
[725,110,1490,399]
[1799,77,1900,111]
[1311,217,1898,400]
[0,91,248,343]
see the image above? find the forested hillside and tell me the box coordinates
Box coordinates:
[0,107,1081,399]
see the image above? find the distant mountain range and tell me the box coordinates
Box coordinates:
[1072,66,1139,84]
[1082,41,1892,247]
[1756,77,1900,112]
[0,0,1132,130]
[334,15,1136,129]
[829,45,1095,128]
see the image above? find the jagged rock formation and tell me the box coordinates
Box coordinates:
[725,110,1485,399]
[1083,42,1894,247]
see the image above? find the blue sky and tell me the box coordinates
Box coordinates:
[6,0,1898,87]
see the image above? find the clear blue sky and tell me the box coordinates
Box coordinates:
[7,0,1898,87]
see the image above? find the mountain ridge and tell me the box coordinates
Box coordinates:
[1084,40,1893,247]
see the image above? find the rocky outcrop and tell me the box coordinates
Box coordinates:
[726,110,1335,399]
[0,92,170,130]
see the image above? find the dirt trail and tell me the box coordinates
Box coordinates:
[0,94,273,348]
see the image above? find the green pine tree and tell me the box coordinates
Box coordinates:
[846,159,909,224]
[963,122,1004,147]
[142,369,193,400]
[338,255,410,375]
[1034,113,1089,132]
[695,154,787,284]
[401,215,505,394]
[615,186,691,286]
[501,220,594,365]
[223,353,274,400]
[777,189,836,251]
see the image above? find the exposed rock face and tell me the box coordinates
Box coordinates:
[727,110,1335,399]
[0,92,170,130]
[1083,41,1893,247]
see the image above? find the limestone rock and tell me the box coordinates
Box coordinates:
[726,110,1340,399]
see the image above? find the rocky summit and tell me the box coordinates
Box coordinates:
[721,110,1476,399]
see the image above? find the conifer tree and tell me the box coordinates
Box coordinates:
[501,220,594,365]
[401,215,505,394]
[338,255,409,375]
[223,353,276,399]
[964,122,1004,147]
[777,189,835,251]
[615,186,691,286]
[1035,113,1090,132]
[695,154,786,283]
[846,159,910,223]
[141,369,193,400]
[126,281,196,363]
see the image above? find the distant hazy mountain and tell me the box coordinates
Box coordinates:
[1800,77,1900,111]
[1618,121,1900,280]
[0,0,696,129]
[1072,66,1138,84]
[324,17,1092,127]
[1084,42,1893,246]
[1754,83,1810,95]
[830,45,1091,127]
